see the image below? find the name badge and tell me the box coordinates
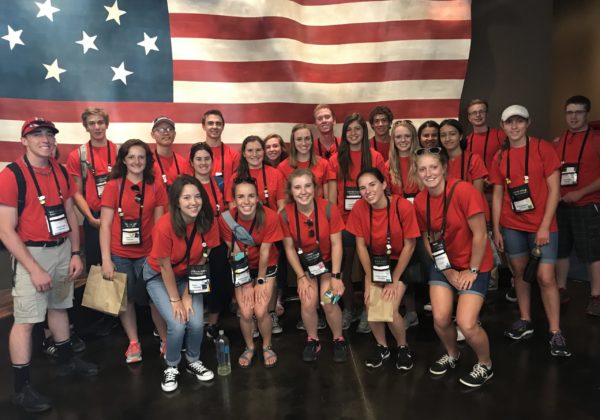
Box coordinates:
[45,204,71,237]
[371,254,392,283]
[560,163,578,186]
[231,252,252,288]
[299,247,328,277]
[344,186,361,211]
[94,174,108,198]
[430,239,451,271]
[508,183,535,213]
[214,173,225,193]
[188,264,211,294]
[121,219,142,246]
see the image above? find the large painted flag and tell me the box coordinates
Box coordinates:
[0,0,471,161]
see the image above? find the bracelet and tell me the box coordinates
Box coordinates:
[71,251,81,256]
[298,274,307,281]
[169,298,181,303]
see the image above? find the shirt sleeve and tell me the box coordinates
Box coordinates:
[345,200,365,238]
[206,222,221,248]
[262,211,284,243]
[326,157,338,181]
[155,181,169,208]
[100,179,118,209]
[218,214,233,243]
[538,139,561,177]
[488,152,504,185]
[66,148,83,178]
[328,203,345,233]
[0,168,18,207]
[151,218,174,260]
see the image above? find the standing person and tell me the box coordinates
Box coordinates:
[369,106,394,162]
[387,120,421,202]
[100,139,168,364]
[327,113,387,333]
[190,142,233,338]
[280,169,347,362]
[220,178,284,368]
[151,116,191,191]
[489,105,571,357]
[313,104,339,160]
[418,120,440,148]
[264,134,288,168]
[411,147,495,387]
[553,95,600,312]
[0,118,98,413]
[201,109,240,194]
[143,175,218,392]
[465,99,505,173]
[346,169,420,370]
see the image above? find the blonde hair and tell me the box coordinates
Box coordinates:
[388,120,419,191]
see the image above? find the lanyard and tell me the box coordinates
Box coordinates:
[469,128,490,163]
[88,141,112,175]
[561,127,590,165]
[506,136,530,184]
[426,181,452,241]
[459,152,473,181]
[369,196,391,256]
[154,150,180,185]
[294,200,320,250]
[118,176,145,219]
[318,137,338,157]
[220,143,225,175]
[23,155,65,207]
[207,178,221,214]
[232,211,257,254]
[261,165,270,207]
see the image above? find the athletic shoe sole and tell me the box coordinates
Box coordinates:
[505,329,533,341]
[459,372,494,388]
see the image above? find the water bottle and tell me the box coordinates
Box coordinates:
[216,330,231,376]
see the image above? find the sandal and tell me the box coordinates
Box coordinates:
[238,347,255,369]
[263,345,278,368]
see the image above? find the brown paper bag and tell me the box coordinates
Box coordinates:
[82,265,127,316]
[367,284,394,322]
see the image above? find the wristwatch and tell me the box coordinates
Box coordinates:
[469,267,480,274]
[71,250,82,256]
[256,277,266,285]
[332,272,342,279]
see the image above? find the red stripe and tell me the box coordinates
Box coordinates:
[0,98,460,124]
[290,0,383,5]
[174,59,468,83]
[169,14,470,44]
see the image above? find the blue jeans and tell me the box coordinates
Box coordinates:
[143,262,205,367]
[111,254,146,302]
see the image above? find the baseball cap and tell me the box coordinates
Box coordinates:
[21,117,59,137]
[152,116,175,130]
[501,105,530,122]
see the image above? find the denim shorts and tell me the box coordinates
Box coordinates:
[428,265,489,298]
[111,254,146,303]
[501,228,558,264]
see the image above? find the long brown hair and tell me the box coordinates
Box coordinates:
[237,135,264,179]
[231,177,266,230]
[337,113,372,180]
[289,124,317,168]
[169,175,214,237]
[109,139,155,183]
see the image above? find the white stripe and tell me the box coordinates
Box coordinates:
[171,38,470,63]
[168,0,471,25]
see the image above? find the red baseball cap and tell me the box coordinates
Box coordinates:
[21,117,59,137]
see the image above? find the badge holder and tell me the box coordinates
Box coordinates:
[371,254,392,284]
[344,186,360,211]
[299,247,328,277]
[121,219,142,246]
[45,203,71,236]
[94,174,109,198]
[188,264,211,294]
[507,180,535,213]
[430,239,451,271]
[231,252,252,288]
[560,164,578,186]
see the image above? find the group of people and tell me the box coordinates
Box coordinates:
[1,95,598,412]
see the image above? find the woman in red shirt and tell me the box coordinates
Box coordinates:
[386,120,421,202]
[347,168,420,370]
[418,120,440,148]
[100,139,168,364]
[143,175,219,392]
[264,134,288,168]
[280,169,346,363]
[220,178,284,368]
[412,147,495,387]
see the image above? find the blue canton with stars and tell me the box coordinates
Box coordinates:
[0,0,173,102]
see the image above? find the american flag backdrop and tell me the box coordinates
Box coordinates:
[0,0,471,162]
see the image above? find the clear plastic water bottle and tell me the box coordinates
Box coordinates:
[216,330,231,376]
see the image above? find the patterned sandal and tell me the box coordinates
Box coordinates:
[238,347,255,369]
[263,345,278,368]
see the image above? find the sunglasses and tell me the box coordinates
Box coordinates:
[414,147,442,156]
[304,219,315,237]
[324,150,331,159]
[131,184,142,203]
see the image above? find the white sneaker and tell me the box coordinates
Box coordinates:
[404,311,419,329]
[456,326,465,342]
[424,302,432,312]
[161,366,179,392]
[186,360,214,382]
[271,312,283,334]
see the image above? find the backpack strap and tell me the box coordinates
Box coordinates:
[7,162,26,217]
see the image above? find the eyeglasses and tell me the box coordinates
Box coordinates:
[414,147,442,156]
[304,219,315,237]
[565,110,587,116]
[154,127,174,134]
[131,185,142,203]
[468,110,487,117]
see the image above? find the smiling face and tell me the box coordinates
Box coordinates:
[264,137,282,162]
[346,120,364,149]
[22,128,56,162]
[152,122,176,147]
[416,154,446,192]
[393,125,413,154]
[243,140,264,169]
[234,182,259,218]
[178,183,202,222]
[501,116,529,143]
[357,172,387,207]
[293,128,313,156]
[467,103,488,129]
[565,103,589,132]
[314,108,335,135]
[124,145,147,177]
[192,149,213,178]
[419,127,439,148]
[439,124,461,152]
[202,114,224,142]
[290,173,315,207]
[85,114,108,142]
[371,113,391,137]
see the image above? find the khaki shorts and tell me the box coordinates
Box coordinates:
[11,240,73,324]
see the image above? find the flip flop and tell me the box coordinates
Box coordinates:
[263,345,278,368]
[238,347,255,369]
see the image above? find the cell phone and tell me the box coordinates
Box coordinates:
[321,289,341,305]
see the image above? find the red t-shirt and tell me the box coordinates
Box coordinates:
[280,198,344,262]
[66,141,118,212]
[554,128,600,206]
[224,165,285,210]
[385,156,420,199]
[219,207,284,269]
[414,179,494,272]
[210,143,240,196]
[101,177,168,258]
[346,195,420,259]
[152,150,192,189]
[370,137,391,162]
[0,158,76,242]
[200,177,225,216]
[147,213,221,277]
[326,148,387,222]
[313,137,339,160]
[489,137,560,233]
[466,127,505,171]
[447,151,488,183]
[277,157,330,197]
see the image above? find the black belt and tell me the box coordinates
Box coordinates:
[25,237,67,248]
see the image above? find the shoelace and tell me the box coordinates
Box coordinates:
[551,333,567,347]
[438,354,457,367]
[470,364,489,378]
[164,367,179,380]
[188,361,207,373]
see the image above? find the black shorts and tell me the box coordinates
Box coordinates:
[557,203,600,262]
[250,265,278,279]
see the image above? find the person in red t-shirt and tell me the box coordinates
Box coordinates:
[278,124,331,198]
[368,106,393,162]
[465,99,505,177]
[99,139,168,365]
[220,178,284,368]
[264,134,288,168]
[553,95,600,314]
[280,169,346,362]
[489,105,570,358]
[347,168,420,370]
[386,120,421,202]
[418,120,440,148]
[142,176,219,392]
[151,116,192,191]
[201,109,240,194]
[326,113,387,333]
[313,104,339,160]
[412,147,494,387]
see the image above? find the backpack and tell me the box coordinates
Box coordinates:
[79,142,118,197]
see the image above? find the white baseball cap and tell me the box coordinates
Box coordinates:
[501,105,530,122]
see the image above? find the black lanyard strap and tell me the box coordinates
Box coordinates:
[155,150,180,184]
[460,152,473,181]
[561,127,590,165]
[118,176,145,219]
[23,155,65,206]
[88,141,112,175]
[294,200,320,251]
[261,165,270,207]
[207,178,220,213]
[220,143,225,175]
[469,128,490,162]
[506,136,530,184]
[369,196,391,256]
[426,181,460,241]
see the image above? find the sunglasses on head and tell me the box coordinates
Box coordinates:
[414,147,442,156]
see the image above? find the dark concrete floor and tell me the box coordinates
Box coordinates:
[1,278,599,420]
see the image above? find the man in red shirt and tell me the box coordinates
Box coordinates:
[0,118,98,413]
[554,95,600,315]
[466,99,505,171]
[313,104,339,160]
[151,116,191,190]
[368,105,393,161]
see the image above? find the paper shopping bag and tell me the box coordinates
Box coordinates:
[367,284,394,322]
[82,265,127,316]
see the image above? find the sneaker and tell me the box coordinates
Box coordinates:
[186,360,215,381]
[317,313,327,330]
[356,310,371,334]
[302,338,321,362]
[12,385,52,413]
[42,337,58,358]
[549,331,572,357]
[296,319,306,331]
[57,357,99,377]
[505,286,517,303]
[206,324,220,340]
[161,366,179,392]
[332,338,347,363]
[429,353,460,375]
[70,329,86,353]
[456,326,466,342]
[271,312,283,334]
[586,296,600,316]
[153,328,160,338]
[559,288,570,305]
[125,341,143,364]
[504,319,534,340]
[423,302,432,312]
[404,311,419,329]
[342,309,353,330]
[396,346,413,371]
[365,344,391,368]
[252,318,260,339]
[459,363,494,387]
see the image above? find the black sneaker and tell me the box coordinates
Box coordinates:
[12,385,52,413]
[549,331,572,357]
[429,353,460,375]
[365,344,390,368]
[70,329,86,353]
[56,357,99,377]
[161,366,179,392]
[186,360,215,381]
[505,286,517,303]
[332,338,347,363]
[396,346,413,371]
[206,324,220,341]
[42,337,58,358]
[459,363,494,387]
[504,319,534,340]
[302,338,321,362]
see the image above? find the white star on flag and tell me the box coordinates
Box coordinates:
[137,33,159,55]
[2,25,25,50]
[35,0,60,22]
[43,59,66,82]
[111,61,133,85]
[105,1,126,25]
[76,31,98,54]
